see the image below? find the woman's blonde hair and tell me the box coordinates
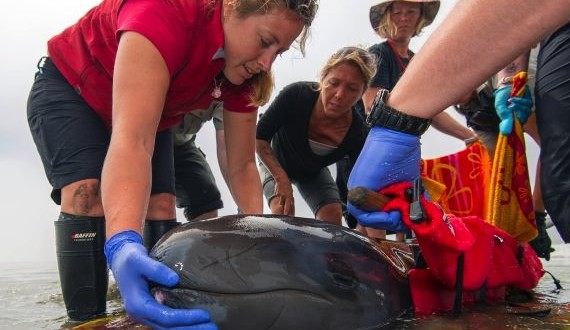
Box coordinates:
[376,3,430,39]
[319,47,378,90]
[249,70,274,106]
[227,0,319,105]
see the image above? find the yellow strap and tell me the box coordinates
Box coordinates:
[422,176,446,203]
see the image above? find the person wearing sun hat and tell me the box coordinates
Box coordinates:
[368,0,440,39]
[335,0,477,241]
[363,0,442,107]
[366,0,476,151]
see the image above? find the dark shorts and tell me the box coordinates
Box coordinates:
[173,137,223,218]
[535,23,570,242]
[27,57,175,205]
[259,162,341,216]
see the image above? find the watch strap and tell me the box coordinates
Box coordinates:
[366,89,431,136]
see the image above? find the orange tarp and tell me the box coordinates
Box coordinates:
[421,73,537,242]
[421,141,492,219]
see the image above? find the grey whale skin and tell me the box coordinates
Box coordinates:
[150,214,412,329]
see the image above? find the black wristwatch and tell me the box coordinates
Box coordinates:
[365,89,432,136]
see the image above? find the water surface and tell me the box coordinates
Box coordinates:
[1,245,568,330]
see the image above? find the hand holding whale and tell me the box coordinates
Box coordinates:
[104,230,218,330]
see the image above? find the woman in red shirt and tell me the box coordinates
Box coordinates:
[27,0,318,328]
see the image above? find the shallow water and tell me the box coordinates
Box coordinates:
[1,245,568,330]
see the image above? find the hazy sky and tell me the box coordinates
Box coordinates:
[0,0,540,265]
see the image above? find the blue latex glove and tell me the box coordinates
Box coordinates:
[347,126,421,232]
[105,230,218,330]
[349,205,407,232]
[494,85,533,135]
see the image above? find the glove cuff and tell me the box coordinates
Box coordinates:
[104,230,144,266]
[369,125,421,145]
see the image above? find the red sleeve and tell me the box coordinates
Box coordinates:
[117,0,194,76]
[223,82,258,113]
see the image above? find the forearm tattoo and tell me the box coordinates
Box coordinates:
[504,62,519,75]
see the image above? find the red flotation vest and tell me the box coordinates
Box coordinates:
[377,181,544,315]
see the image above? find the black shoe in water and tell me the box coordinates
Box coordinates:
[529,211,555,261]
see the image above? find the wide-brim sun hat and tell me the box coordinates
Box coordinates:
[369,0,440,33]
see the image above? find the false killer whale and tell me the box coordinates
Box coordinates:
[150,214,413,330]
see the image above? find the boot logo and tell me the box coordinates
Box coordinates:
[70,232,97,241]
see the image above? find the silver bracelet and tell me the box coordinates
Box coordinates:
[464,136,478,145]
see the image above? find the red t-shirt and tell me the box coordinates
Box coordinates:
[47,0,256,130]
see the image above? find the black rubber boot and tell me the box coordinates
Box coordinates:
[143,219,181,250]
[55,213,107,321]
[529,211,555,261]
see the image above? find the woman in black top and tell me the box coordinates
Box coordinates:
[256,47,376,225]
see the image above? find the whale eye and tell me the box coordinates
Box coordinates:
[326,253,357,289]
[332,272,358,289]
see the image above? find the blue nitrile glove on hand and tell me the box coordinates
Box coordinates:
[347,126,421,232]
[494,85,533,135]
[105,230,218,330]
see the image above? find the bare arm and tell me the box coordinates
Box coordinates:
[255,138,294,215]
[215,129,230,188]
[431,111,476,142]
[102,31,170,238]
[224,110,264,214]
[255,139,288,182]
[495,50,531,88]
[387,0,570,118]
